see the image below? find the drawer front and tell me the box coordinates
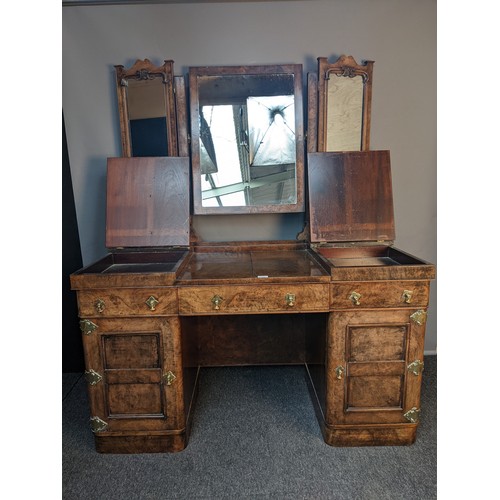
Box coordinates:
[330,281,430,309]
[179,284,329,315]
[77,288,178,317]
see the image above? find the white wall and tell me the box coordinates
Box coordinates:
[62,0,437,350]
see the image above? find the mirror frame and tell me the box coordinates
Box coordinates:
[114,59,178,157]
[316,55,374,152]
[189,64,305,215]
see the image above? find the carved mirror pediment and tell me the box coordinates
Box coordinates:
[114,59,178,157]
[317,55,374,152]
[189,64,305,214]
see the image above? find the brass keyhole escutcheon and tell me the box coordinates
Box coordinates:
[85,369,103,386]
[145,295,159,311]
[163,371,176,386]
[335,366,344,380]
[403,407,421,423]
[90,416,108,433]
[402,290,413,304]
[410,309,427,326]
[95,299,105,314]
[211,295,223,310]
[80,319,98,335]
[349,291,361,306]
[285,293,296,307]
[407,359,424,376]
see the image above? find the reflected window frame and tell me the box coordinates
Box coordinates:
[114,59,178,157]
[188,64,305,215]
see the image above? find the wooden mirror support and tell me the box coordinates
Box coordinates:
[189,64,305,215]
[114,59,178,157]
[317,55,374,152]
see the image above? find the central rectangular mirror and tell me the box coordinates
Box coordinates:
[189,64,304,214]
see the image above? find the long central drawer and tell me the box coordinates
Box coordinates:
[178,284,329,315]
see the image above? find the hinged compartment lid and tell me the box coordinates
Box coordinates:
[308,150,395,244]
[106,156,190,248]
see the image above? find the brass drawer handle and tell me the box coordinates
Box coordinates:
[94,299,105,314]
[349,291,362,306]
[211,295,223,310]
[145,295,160,311]
[285,293,296,307]
[402,290,413,304]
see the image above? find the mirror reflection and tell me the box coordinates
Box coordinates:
[190,66,304,214]
[114,59,178,157]
[326,75,363,151]
[317,55,374,153]
[126,77,168,156]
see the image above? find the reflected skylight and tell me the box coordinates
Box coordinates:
[199,96,296,207]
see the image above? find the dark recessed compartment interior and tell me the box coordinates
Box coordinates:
[315,245,435,280]
[71,250,190,288]
[87,251,189,274]
[317,245,424,267]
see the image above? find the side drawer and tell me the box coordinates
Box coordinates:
[77,288,178,317]
[330,281,430,309]
[178,284,329,315]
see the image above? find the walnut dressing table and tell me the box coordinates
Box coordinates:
[70,58,435,453]
[70,153,434,453]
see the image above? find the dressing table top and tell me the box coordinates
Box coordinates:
[177,243,330,285]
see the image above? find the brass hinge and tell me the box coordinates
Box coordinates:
[403,407,420,423]
[310,242,328,249]
[407,360,424,376]
[90,416,108,433]
[79,319,98,335]
[84,369,103,386]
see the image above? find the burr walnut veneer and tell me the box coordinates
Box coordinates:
[70,151,434,453]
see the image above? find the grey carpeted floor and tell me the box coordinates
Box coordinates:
[63,355,436,499]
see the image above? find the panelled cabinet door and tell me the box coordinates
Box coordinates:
[326,309,426,426]
[81,317,184,434]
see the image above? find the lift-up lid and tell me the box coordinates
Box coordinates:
[105,156,190,248]
[308,150,395,244]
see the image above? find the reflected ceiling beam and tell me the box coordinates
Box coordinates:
[202,170,294,200]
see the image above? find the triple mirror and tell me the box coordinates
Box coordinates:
[189,64,304,214]
[113,57,372,215]
[114,59,178,157]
